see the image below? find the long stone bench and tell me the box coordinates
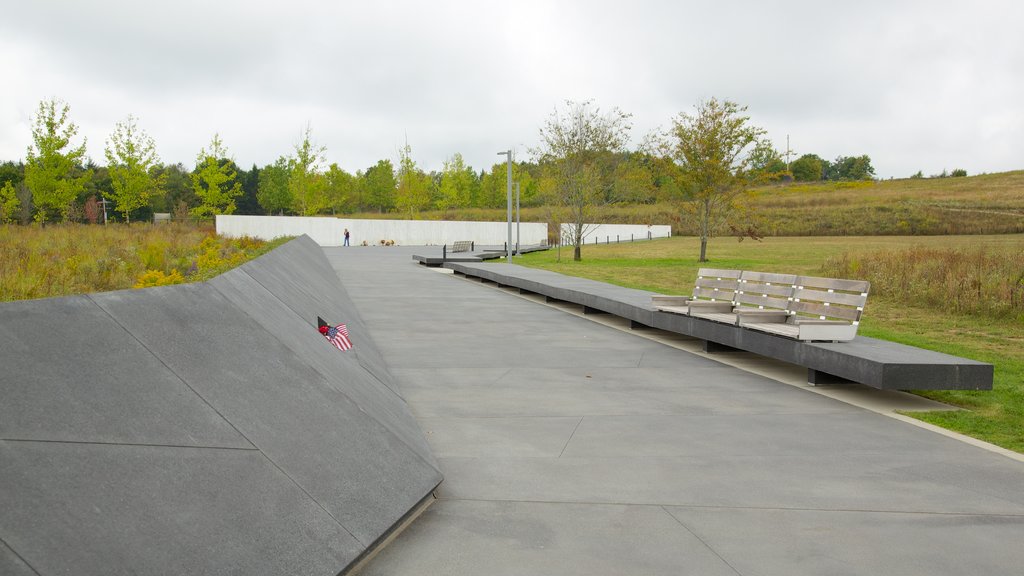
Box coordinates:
[444,261,993,391]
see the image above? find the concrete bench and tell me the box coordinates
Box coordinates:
[443,261,991,390]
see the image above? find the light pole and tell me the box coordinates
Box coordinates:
[515,181,520,255]
[497,150,512,262]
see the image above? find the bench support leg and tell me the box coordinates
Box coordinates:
[630,320,651,330]
[807,369,855,386]
[545,296,566,304]
[583,306,608,315]
[702,340,738,353]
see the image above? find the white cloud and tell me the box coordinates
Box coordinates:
[2,0,1021,178]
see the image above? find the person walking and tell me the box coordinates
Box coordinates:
[343,228,350,247]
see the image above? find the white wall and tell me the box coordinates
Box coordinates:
[216,215,549,247]
[559,223,672,244]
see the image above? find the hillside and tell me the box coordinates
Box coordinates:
[376,170,1024,238]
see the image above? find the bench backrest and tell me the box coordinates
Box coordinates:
[450,241,473,253]
[734,271,798,311]
[692,268,742,302]
[790,275,870,324]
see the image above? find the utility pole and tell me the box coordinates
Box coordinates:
[785,134,795,172]
[497,150,512,263]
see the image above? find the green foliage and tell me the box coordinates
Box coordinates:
[257,156,293,215]
[951,168,968,177]
[25,98,92,222]
[363,159,396,213]
[104,115,163,223]
[288,125,328,215]
[325,163,354,214]
[534,99,633,261]
[395,142,431,216]
[827,154,875,181]
[437,152,476,213]
[663,97,766,261]
[191,134,242,218]
[910,170,924,179]
[790,154,826,181]
[0,181,20,223]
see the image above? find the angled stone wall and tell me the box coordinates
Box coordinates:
[0,235,441,576]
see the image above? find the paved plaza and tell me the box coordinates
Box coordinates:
[326,246,1024,576]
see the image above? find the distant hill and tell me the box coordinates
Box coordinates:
[348,170,1024,237]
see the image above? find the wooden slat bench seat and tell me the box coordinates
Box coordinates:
[449,240,473,253]
[740,275,870,342]
[652,268,741,316]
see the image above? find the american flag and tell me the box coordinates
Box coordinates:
[326,323,353,351]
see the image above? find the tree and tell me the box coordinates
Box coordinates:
[611,153,657,203]
[663,97,767,262]
[437,153,475,214]
[289,125,328,215]
[191,134,242,218]
[325,163,354,214]
[828,155,874,181]
[236,164,264,215]
[534,99,632,261]
[257,156,292,215]
[104,115,163,223]
[0,181,19,223]
[395,142,430,216]
[363,159,396,213]
[24,98,92,222]
[791,154,826,181]
[748,140,788,181]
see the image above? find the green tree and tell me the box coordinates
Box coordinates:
[0,181,20,223]
[534,99,632,261]
[191,134,242,218]
[24,98,92,222]
[257,156,293,215]
[395,142,430,217]
[748,140,788,181]
[663,97,767,262]
[104,115,163,223]
[611,153,657,203]
[326,163,354,214]
[289,125,328,215]
[437,153,475,214]
[828,155,875,181]
[236,164,264,215]
[363,159,396,213]
[791,154,825,181]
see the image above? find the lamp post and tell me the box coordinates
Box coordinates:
[497,150,512,262]
[515,181,520,255]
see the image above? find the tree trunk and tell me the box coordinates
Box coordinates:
[574,244,581,261]
[699,237,707,262]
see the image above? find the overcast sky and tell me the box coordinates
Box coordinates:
[2,0,1021,179]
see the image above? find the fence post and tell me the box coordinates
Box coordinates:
[442,245,447,262]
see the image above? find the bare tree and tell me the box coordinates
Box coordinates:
[533,100,631,261]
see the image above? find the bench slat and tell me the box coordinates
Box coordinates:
[789,300,861,322]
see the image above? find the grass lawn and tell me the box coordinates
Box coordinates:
[517,234,1024,453]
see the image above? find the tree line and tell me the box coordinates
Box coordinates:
[0,97,880,231]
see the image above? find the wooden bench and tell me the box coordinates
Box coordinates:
[449,241,473,253]
[651,268,741,315]
[740,275,869,342]
[654,270,870,342]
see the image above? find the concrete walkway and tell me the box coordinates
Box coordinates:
[325,246,1024,576]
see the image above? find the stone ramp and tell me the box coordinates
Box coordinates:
[0,235,441,576]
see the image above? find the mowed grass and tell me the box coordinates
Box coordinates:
[0,223,286,301]
[518,235,1024,453]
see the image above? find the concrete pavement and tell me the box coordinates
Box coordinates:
[326,246,1024,576]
